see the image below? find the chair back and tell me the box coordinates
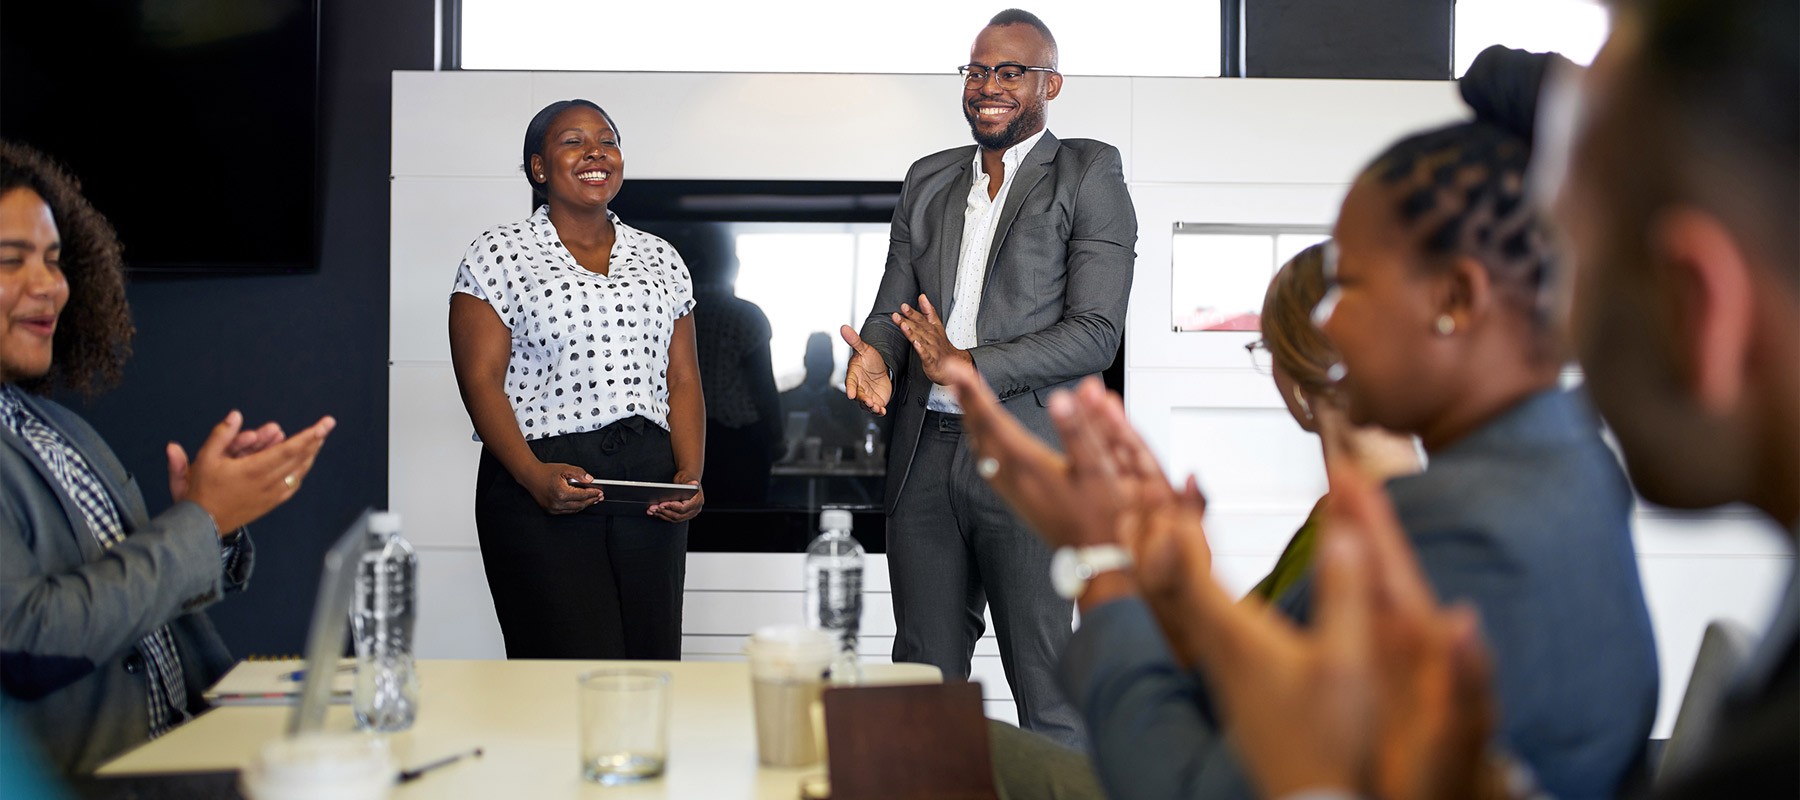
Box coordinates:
[1657,618,1758,782]
[822,681,998,800]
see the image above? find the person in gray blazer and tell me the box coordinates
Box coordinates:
[0,141,335,774]
[837,9,1135,747]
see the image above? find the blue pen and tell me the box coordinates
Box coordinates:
[283,664,354,682]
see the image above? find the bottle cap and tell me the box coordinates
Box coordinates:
[369,511,402,534]
[819,509,852,532]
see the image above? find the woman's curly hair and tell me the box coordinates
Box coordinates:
[0,140,134,396]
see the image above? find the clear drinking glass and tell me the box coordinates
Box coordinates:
[578,669,671,784]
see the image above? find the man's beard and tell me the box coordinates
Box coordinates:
[965,100,1045,151]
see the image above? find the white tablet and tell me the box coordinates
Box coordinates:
[567,478,700,505]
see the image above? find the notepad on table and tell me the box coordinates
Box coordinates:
[204,658,355,706]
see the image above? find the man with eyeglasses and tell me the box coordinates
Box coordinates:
[838,7,1136,748]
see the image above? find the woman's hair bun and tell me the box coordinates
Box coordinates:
[1459,44,1577,147]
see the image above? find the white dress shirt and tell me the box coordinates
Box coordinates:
[927,128,1048,413]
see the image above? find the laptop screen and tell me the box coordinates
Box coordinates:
[287,510,372,736]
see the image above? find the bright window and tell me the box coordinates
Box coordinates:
[460,0,1220,77]
[1171,225,1329,332]
[1454,0,1609,76]
[731,224,890,391]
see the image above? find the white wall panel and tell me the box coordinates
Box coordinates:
[985,702,1021,727]
[969,656,1013,702]
[389,177,529,363]
[415,548,506,658]
[387,363,481,549]
[687,553,893,593]
[1634,510,1793,556]
[1129,78,1465,185]
[1638,554,1791,737]
[1168,407,1328,508]
[391,72,535,178]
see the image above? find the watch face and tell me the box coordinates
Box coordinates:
[1051,547,1084,600]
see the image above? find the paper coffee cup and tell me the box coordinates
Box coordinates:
[239,733,393,800]
[746,626,836,767]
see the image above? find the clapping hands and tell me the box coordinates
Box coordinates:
[941,366,1195,551]
[1134,460,1503,800]
[894,294,972,385]
[839,325,893,416]
[171,410,336,535]
[943,361,1503,800]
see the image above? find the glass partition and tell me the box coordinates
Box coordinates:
[1169,224,1329,333]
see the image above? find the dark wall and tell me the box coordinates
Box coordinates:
[1246,0,1453,79]
[69,0,434,657]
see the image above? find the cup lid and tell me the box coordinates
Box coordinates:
[744,625,838,671]
[249,733,392,783]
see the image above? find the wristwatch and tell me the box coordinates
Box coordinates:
[1051,544,1132,600]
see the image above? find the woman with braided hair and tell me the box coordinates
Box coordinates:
[1287,45,1661,795]
[941,45,1658,800]
[1273,44,1659,797]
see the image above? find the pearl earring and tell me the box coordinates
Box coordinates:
[1435,314,1456,336]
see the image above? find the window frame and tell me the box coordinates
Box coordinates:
[1168,221,1332,334]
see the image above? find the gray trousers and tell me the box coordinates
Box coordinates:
[888,411,1086,749]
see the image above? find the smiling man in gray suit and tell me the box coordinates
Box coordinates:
[838,8,1136,748]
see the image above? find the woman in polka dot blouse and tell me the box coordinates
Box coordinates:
[449,99,705,659]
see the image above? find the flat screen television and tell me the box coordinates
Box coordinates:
[1,0,321,274]
[605,179,902,226]
[590,180,1121,555]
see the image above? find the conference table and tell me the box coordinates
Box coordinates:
[99,659,941,799]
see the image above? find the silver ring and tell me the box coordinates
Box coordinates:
[976,457,1000,479]
[283,474,297,489]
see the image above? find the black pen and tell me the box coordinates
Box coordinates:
[396,747,484,783]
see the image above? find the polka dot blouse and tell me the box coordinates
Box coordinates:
[451,205,696,441]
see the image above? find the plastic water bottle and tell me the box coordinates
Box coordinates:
[352,511,418,731]
[804,509,864,684]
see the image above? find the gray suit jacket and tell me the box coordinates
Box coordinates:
[0,390,248,774]
[1060,389,1659,800]
[858,132,1137,513]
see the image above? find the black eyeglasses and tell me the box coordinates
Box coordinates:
[958,62,1058,90]
[1244,340,1273,374]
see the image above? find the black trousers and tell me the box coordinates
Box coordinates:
[475,417,688,660]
